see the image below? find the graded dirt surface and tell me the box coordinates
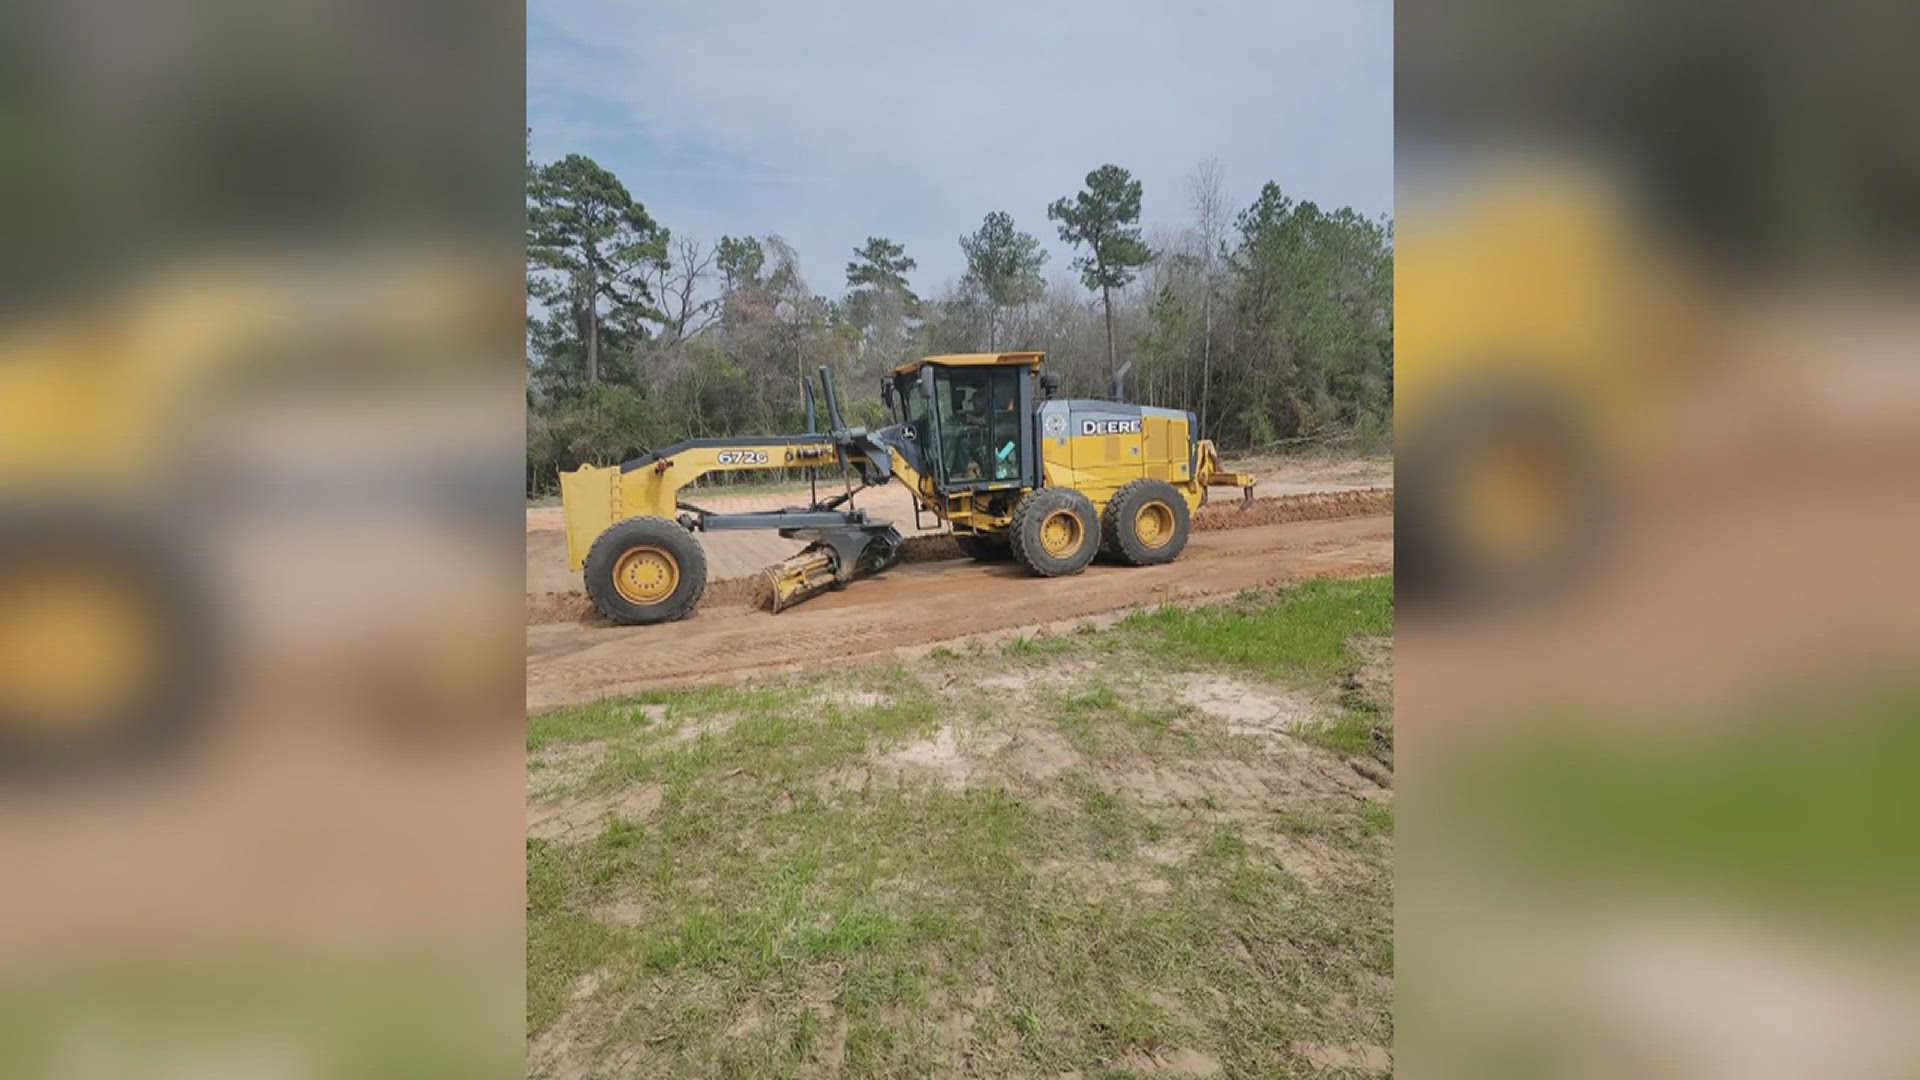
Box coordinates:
[525,453,1390,604]
[526,508,1392,710]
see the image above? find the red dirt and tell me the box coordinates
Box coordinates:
[528,575,774,626]
[1195,487,1391,531]
[528,488,1393,626]
[525,512,1392,710]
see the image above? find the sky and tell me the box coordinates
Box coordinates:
[528,0,1392,295]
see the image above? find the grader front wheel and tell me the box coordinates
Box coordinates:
[1009,488,1099,577]
[0,512,214,773]
[583,517,709,625]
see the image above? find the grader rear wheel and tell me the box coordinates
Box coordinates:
[1398,383,1606,602]
[1101,479,1192,566]
[584,517,709,625]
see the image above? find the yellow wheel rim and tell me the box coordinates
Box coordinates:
[1134,500,1176,549]
[612,546,680,604]
[1459,441,1568,562]
[1039,509,1084,558]
[0,572,158,730]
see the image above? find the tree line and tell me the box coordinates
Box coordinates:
[527,151,1392,493]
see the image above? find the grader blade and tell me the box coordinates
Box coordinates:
[766,547,837,612]
[765,524,903,613]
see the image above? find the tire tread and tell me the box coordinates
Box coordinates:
[1100,479,1192,566]
[583,516,709,625]
[1009,487,1099,577]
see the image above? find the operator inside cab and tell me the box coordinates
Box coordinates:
[938,368,1021,483]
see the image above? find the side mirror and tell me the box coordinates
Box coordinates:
[880,379,896,421]
[1039,371,1062,399]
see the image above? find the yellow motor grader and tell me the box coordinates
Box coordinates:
[1396,163,1701,601]
[560,352,1256,624]
[0,259,515,771]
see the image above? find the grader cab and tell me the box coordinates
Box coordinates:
[561,352,1254,624]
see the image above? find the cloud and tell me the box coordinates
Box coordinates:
[529,0,1391,292]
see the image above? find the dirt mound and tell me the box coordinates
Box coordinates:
[528,591,597,624]
[528,576,774,625]
[1194,487,1393,532]
[709,574,774,611]
[898,534,964,563]
[892,489,1393,566]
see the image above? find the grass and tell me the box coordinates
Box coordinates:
[1106,575,1395,756]
[1120,575,1393,684]
[1299,696,1391,756]
[1431,681,1920,921]
[0,952,520,1078]
[1047,684,1180,755]
[527,577,1394,1077]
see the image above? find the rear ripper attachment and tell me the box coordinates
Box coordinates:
[1193,438,1259,508]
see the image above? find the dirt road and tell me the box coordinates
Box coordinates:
[526,454,1392,597]
[526,511,1392,710]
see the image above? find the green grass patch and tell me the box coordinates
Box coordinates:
[1294,696,1390,755]
[527,583,1395,1076]
[1360,801,1394,837]
[0,952,520,1079]
[1271,807,1345,835]
[530,670,940,798]
[1002,632,1077,659]
[531,782,1390,1074]
[1113,575,1394,755]
[1121,575,1392,684]
[1434,682,1920,921]
[1045,681,1182,757]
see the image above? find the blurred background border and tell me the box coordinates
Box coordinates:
[1398,1,1920,1077]
[3,1,527,1076]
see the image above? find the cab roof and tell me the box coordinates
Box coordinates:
[892,351,1044,377]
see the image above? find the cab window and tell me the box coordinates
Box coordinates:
[932,366,1020,484]
[902,377,929,427]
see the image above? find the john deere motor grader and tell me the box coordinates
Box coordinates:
[560,352,1255,624]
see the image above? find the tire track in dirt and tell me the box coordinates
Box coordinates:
[526,512,1393,710]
